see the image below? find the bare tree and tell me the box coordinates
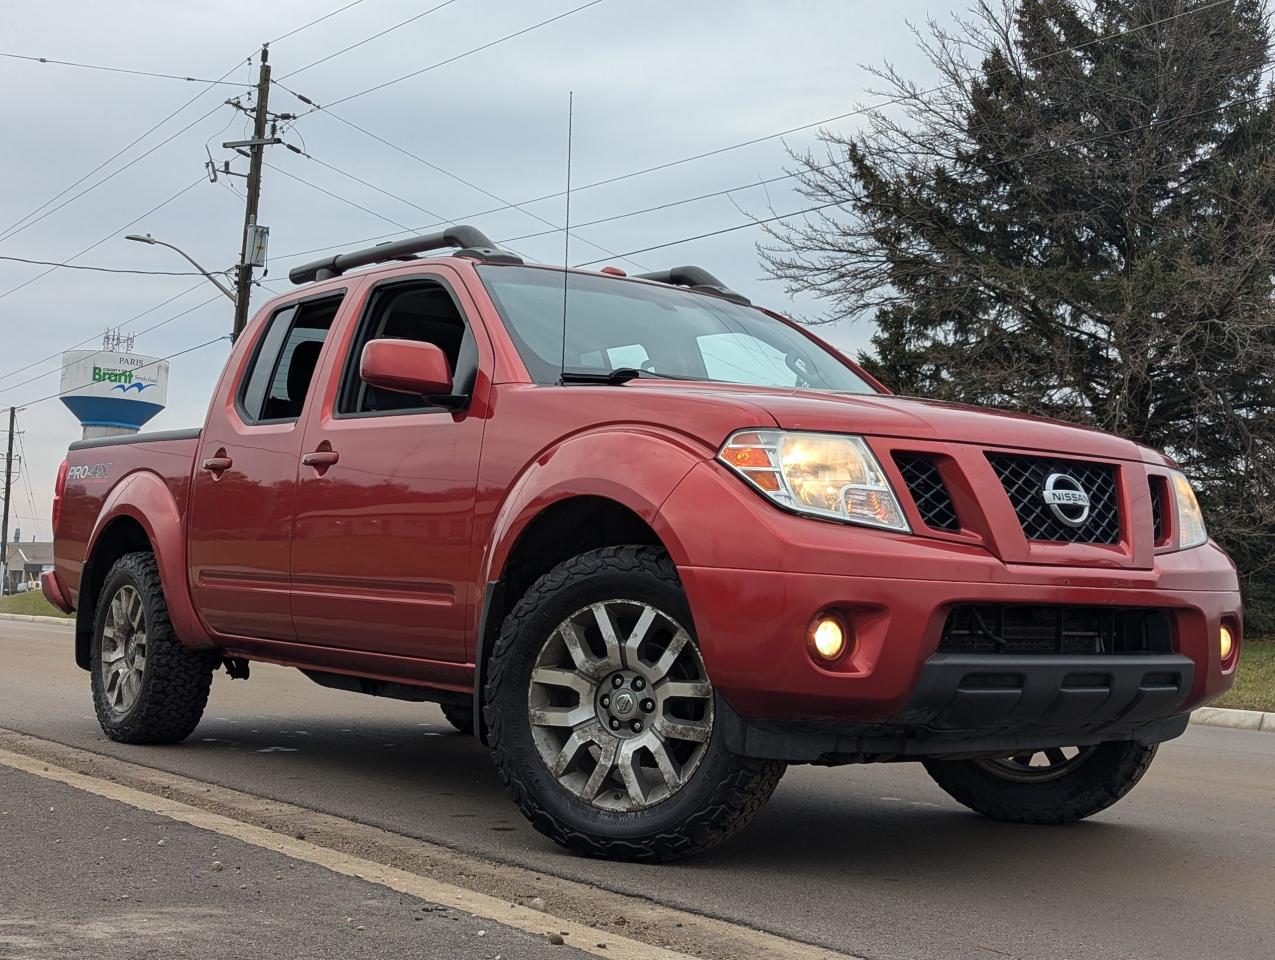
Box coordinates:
[764,0,1275,629]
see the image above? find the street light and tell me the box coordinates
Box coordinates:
[125,234,237,304]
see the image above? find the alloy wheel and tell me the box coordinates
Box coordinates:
[975,745,1097,782]
[100,584,147,715]
[527,599,714,812]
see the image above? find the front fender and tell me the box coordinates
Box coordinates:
[85,470,213,650]
[480,427,709,588]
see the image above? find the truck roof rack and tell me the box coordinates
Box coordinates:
[288,225,522,285]
[631,266,751,305]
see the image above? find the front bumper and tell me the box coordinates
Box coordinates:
[658,459,1242,748]
[716,654,1194,763]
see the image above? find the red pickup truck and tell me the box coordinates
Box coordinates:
[45,226,1241,861]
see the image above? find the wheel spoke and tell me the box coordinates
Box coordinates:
[558,621,605,679]
[648,738,681,791]
[549,725,595,777]
[580,738,618,801]
[529,703,594,729]
[659,680,712,701]
[616,740,648,807]
[531,666,593,699]
[1044,747,1067,766]
[651,629,688,680]
[590,604,623,673]
[656,716,711,743]
[622,605,657,669]
[128,590,143,629]
[102,644,126,664]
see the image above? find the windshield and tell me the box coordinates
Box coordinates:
[476,265,877,393]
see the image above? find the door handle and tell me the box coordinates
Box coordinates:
[301,449,340,468]
[201,454,233,474]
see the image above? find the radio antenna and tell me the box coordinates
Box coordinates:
[559,91,574,383]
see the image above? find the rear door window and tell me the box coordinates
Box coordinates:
[239,295,343,424]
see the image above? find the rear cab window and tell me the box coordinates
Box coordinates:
[238,294,344,424]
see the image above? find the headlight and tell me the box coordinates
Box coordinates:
[719,429,909,532]
[1170,469,1208,549]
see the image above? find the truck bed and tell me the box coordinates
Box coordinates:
[57,428,202,606]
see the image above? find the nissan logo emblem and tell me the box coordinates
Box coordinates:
[1042,472,1091,527]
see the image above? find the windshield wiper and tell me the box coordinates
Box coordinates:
[559,368,691,385]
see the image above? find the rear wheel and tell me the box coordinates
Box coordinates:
[923,740,1158,824]
[90,552,217,744]
[485,546,785,861]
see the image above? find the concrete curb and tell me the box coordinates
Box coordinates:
[0,612,73,627]
[1191,706,1275,733]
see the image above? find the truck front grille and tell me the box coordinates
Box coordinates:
[894,453,960,531]
[987,453,1121,544]
[1149,475,1167,544]
[939,604,1174,655]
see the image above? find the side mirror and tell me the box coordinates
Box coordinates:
[360,339,454,396]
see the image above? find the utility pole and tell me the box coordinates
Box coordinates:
[1,407,15,596]
[232,45,272,339]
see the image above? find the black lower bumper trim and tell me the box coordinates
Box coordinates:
[720,653,1196,764]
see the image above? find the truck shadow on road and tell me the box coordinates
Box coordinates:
[158,711,1200,890]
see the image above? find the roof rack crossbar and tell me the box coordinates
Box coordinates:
[631,266,751,305]
[288,225,520,285]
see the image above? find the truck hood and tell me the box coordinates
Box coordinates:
[628,382,1167,464]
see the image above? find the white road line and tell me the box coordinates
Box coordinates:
[0,746,689,960]
[0,737,861,960]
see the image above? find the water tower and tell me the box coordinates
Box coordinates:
[59,330,169,440]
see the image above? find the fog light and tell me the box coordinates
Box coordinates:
[809,614,847,662]
[1220,625,1234,662]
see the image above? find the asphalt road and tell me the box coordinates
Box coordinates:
[3,619,1272,960]
[0,764,591,960]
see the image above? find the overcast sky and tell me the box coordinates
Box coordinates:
[0,0,958,541]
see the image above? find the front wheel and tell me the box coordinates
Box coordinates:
[485,546,785,862]
[923,740,1159,824]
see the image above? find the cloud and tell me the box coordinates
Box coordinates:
[0,0,952,535]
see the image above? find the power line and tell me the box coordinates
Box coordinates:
[0,177,204,302]
[0,51,252,86]
[0,283,207,385]
[286,148,449,222]
[300,0,609,111]
[265,160,415,230]
[287,0,1240,256]
[269,0,373,44]
[0,92,234,244]
[0,255,222,277]
[299,106,650,269]
[271,41,1215,266]
[278,0,462,79]
[0,294,225,399]
[15,336,232,410]
[15,428,45,541]
[0,67,243,243]
[573,77,1275,268]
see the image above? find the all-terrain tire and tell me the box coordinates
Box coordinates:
[484,545,785,862]
[90,552,218,744]
[440,700,474,735]
[923,741,1159,824]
